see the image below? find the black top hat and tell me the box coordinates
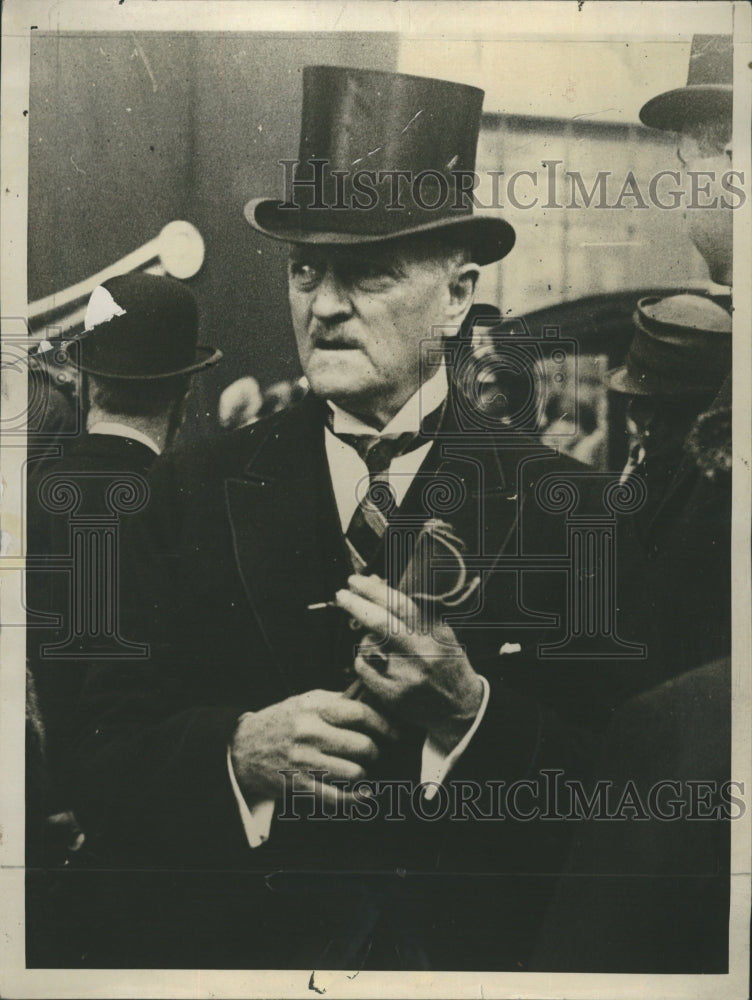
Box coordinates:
[605,294,731,397]
[640,34,732,131]
[245,66,515,265]
[71,272,222,380]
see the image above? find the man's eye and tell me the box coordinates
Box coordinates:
[357,261,391,278]
[348,260,401,287]
[289,261,322,288]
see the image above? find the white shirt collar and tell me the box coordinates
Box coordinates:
[327,363,448,436]
[87,421,161,456]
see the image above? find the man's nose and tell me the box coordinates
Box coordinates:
[310,268,353,321]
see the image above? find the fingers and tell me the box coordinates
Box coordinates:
[342,576,460,650]
[303,750,371,784]
[352,652,400,704]
[231,694,387,801]
[280,757,365,809]
[335,586,396,640]
[296,714,380,762]
[335,583,421,650]
[344,574,419,624]
[312,689,399,741]
[295,763,372,809]
[326,697,399,742]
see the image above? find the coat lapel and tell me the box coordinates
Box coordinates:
[224,397,352,695]
[377,396,540,624]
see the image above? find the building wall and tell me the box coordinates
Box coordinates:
[474,114,709,316]
[28,32,400,439]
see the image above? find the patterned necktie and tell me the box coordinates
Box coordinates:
[328,405,443,572]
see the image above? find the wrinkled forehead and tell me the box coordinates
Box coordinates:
[287,235,466,268]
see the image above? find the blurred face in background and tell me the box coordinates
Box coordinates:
[677,123,733,284]
[627,392,714,472]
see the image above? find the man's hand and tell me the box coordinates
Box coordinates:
[335,574,484,756]
[230,689,399,806]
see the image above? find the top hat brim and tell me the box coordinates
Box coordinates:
[245,198,516,266]
[639,84,732,131]
[73,344,223,380]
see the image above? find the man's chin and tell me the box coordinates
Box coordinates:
[304,365,375,409]
[311,382,372,411]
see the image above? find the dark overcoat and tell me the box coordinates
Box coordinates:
[27,432,157,805]
[26,433,157,965]
[617,375,732,677]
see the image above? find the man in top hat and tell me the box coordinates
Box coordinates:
[635,31,733,529]
[65,67,623,972]
[610,33,735,676]
[640,33,734,291]
[26,273,221,871]
[530,37,737,975]
[633,31,734,555]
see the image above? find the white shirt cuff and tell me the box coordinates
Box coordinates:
[226,746,275,848]
[420,675,490,801]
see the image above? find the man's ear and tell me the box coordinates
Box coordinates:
[447,263,480,324]
[723,141,732,163]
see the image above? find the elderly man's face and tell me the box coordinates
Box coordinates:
[288,240,477,426]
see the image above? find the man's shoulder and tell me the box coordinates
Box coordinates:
[29,433,154,486]
[486,437,621,519]
[156,399,316,487]
[605,658,730,782]
[65,433,155,471]
[490,433,590,478]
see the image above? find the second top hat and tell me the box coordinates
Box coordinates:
[640,34,732,132]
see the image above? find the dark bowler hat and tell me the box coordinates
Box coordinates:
[245,65,515,265]
[605,294,731,397]
[640,34,732,131]
[73,272,222,380]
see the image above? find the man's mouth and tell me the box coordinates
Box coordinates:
[312,338,359,351]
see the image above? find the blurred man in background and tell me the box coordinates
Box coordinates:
[532,33,735,974]
[617,33,734,675]
[607,291,732,672]
[218,375,263,430]
[27,272,221,856]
